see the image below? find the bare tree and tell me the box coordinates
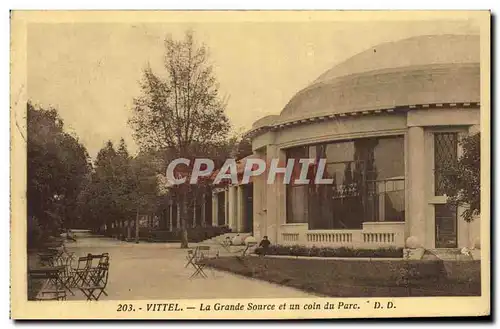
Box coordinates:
[129,30,231,248]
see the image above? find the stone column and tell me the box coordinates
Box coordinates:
[224,189,229,226]
[237,185,244,232]
[193,197,197,228]
[252,150,266,241]
[228,186,237,231]
[266,145,280,244]
[276,148,287,229]
[407,126,427,248]
[201,191,206,227]
[212,192,218,226]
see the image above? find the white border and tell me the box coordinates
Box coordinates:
[3,2,498,328]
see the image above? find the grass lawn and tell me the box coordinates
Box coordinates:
[204,256,481,297]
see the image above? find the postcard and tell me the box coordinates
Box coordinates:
[10,10,490,319]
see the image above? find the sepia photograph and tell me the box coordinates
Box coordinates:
[10,10,490,319]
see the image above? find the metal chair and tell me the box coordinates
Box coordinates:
[77,253,110,301]
[190,246,211,279]
[185,247,198,269]
[78,262,110,301]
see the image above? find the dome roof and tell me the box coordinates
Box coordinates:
[276,34,480,122]
[252,114,279,128]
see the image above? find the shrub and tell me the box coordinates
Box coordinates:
[254,244,403,258]
[27,216,45,249]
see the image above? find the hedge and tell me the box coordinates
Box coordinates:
[146,225,232,243]
[254,245,404,258]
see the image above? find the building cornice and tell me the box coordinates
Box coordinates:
[245,102,480,139]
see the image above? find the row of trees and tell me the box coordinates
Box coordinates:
[27,103,91,245]
[77,139,163,233]
[27,102,161,246]
[27,98,250,248]
[27,30,252,248]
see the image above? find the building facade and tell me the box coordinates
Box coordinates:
[241,34,481,250]
[211,157,255,233]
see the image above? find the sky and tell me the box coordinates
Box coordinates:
[27,18,479,158]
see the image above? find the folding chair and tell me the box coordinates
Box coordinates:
[67,254,92,288]
[190,246,211,279]
[185,247,198,269]
[68,253,108,290]
[86,253,110,297]
[51,253,77,296]
[77,260,110,301]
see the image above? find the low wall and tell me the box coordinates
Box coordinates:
[278,222,405,248]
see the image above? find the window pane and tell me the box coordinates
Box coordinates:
[286,185,308,223]
[434,133,458,195]
[373,137,405,180]
[325,142,355,163]
[287,146,310,186]
[285,136,405,227]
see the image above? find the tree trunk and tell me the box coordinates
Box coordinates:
[180,193,189,248]
[135,210,140,243]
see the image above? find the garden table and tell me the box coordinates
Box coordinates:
[28,265,67,300]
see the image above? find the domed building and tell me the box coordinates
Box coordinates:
[243,34,480,253]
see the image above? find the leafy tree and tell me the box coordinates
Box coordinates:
[129,30,231,248]
[441,132,480,222]
[79,141,119,232]
[129,150,164,216]
[79,139,163,235]
[27,102,91,244]
[234,136,253,160]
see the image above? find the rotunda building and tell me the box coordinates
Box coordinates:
[247,34,480,251]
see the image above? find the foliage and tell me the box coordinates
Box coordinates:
[145,226,231,243]
[129,30,231,157]
[440,132,480,222]
[27,102,91,239]
[254,245,404,258]
[78,139,162,233]
[129,30,232,248]
[235,136,253,160]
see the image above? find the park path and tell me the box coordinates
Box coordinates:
[65,235,315,300]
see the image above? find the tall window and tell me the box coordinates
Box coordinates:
[286,146,309,224]
[434,132,458,196]
[286,136,405,229]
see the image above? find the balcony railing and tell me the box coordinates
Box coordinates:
[279,221,405,248]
